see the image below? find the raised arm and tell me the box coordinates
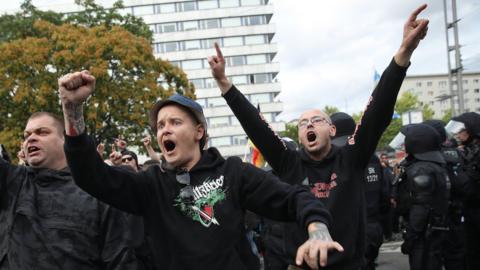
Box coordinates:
[59,71,151,215]
[208,43,294,174]
[348,4,429,168]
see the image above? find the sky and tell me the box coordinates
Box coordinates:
[1,0,479,121]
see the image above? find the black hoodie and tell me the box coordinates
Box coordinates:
[223,58,408,269]
[64,133,331,270]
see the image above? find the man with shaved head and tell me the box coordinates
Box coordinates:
[0,112,139,270]
[210,4,429,269]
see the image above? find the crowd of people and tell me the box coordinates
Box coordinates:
[0,3,479,270]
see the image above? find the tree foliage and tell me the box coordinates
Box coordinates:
[376,91,435,150]
[323,105,339,116]
[0,1,194,158]
[279,123,299,145]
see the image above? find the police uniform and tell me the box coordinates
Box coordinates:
[395,124,450,270]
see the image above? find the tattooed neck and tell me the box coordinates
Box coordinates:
[63,103,85,136]
[308,223,332,241]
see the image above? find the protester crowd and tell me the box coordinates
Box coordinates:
[0,3,479,270]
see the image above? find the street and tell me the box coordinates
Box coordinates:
[377,241,409,270]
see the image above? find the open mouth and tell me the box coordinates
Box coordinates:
[27,146,41,156]
[307,131,317,142]
[163,140,176,153]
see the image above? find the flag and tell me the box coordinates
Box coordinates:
[373,69,381,84]
[249,139,265,168]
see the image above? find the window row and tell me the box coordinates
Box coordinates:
[206,112,275,129]
[130,0,266,16]
[154,34,269,54]
[171,53,273,70]
[418,79,480,88]
[191,73,275,90]
[149,15,268,34]
[197,92,275,109]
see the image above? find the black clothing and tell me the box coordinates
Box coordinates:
[0,161,138,270]
[223,58,408,269]
[64,133,331,270]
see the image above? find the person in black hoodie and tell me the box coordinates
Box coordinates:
[0,112,139,269]
[58,71,343,270]
[330,112,390,270]
[208,4,429,269]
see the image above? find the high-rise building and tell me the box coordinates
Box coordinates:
[33,0,284,158]
[399,72,480,118]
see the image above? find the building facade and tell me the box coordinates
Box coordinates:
[35,0,284,157]
[399,72,480,119]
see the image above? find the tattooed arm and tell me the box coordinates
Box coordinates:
[295,222,343,269]
[58,71,95,136]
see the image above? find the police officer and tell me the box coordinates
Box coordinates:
[424,119,468,270]
[331,112,390,270]
[394,123,450,270]
[446,112,480,270]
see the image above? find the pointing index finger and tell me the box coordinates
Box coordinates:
[408,4,427,22]
[214,42,224,59]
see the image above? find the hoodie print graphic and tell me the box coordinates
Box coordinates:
[175,175,226,227]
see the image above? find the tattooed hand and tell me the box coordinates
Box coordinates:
[295,222,343,269]
[58,71,95,136]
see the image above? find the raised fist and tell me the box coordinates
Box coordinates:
[58,70,95,105]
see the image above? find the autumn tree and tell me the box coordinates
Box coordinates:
[0,19,193,158]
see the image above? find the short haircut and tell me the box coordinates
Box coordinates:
[27,112,65,135]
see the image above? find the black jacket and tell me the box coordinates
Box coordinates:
[64,133,331,270]
[223,58,408,269]
[0,160,138,269]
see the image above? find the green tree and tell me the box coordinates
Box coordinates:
[376,91,434,150]
[323,105,339,116]
[279,123,299,145]
[0,19,193,159]
[0,0,152,44]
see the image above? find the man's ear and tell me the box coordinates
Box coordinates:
[330,125,337,137]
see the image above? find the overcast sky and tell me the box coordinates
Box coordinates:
[1,0,479,121]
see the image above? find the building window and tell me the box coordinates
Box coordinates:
[463,80,468,85]
[182,59,203,70]
[474,89,479,93]
[427,81,432,87]
[219,0,240,8]
[416,82,422,87]
[476,98,480,103]
[209,116,230,128]
[198,0,218,9]
[464,89,469,93]
[439,81,447,87]
[247,54,267,64]
[230,116,240,125]
[253,73,271,84]
[223,36,244,47]
[160,23,177,33]
[207,97,226,107]
[232,135,247,145]
[205,78,216,88]
[133,5,154,16]
[228,56,246,66]
[210,137,231,147]
[178,1,197,11]
[184,40,201,50]
[245,35,266,45]
[244,15,266,25]
[250,93,272,104]
[231,75,248,85]
[201,19,220,29]
[182,21,199,31]
[474,79,479,84]
[163,42,179,52]
[221,17,242,27]
[157,3,176,13]
[241,0,263,6]
[190,79,204,89]
[202,38,221,49]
